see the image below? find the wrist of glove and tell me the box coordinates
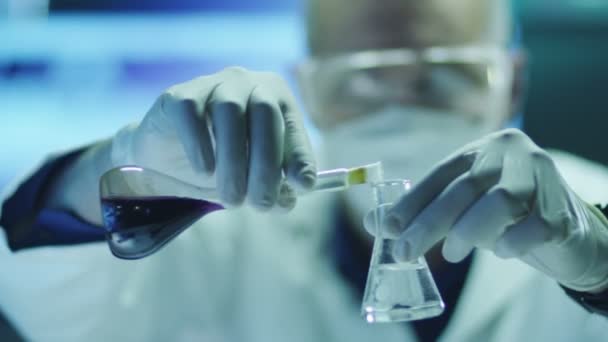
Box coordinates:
[549,200,608,292]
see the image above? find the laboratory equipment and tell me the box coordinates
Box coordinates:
[362,179,444,323]
[100,163,382,260]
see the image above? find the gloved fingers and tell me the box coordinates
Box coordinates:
[363,209,376,236]
[269,74,317,191]
[362,203,399,237]
[385,150,478,236]
[441,234,474,263]
[246,86,284,210]
[160,91,216,175]
[391,150,502,261]
[208,81,252,207]
[442,166,535,262]
[494,214,549,259]
[275,181,297,212]
[532,150,574,241]
[390,171,487,259]
[439,194,511,263]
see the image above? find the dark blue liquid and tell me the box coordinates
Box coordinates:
[101,196,223,259]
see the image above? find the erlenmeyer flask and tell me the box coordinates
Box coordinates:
[361,179,444,322]
[100,166,224,259]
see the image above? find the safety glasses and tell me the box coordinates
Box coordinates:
[295,45,514,129]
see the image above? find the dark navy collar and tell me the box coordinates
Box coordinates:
[328,205,473,342]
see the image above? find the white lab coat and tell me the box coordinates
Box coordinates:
[1,149,607,342]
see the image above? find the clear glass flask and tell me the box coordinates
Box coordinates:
[362,179,444,323]
[99,166,224,260]
[99,163,382,260]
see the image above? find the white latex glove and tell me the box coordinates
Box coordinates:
[112,67,316,210]
[381,128,608,292]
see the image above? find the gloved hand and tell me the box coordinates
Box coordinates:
[381,128,608,292]
[111,67,317,211]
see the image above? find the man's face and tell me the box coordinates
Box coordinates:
[300,0,514,220]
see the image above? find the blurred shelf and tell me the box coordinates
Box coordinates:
[517,0,608,28]
[0,13,305,62]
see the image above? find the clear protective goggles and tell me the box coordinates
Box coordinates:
[295,45,514,130]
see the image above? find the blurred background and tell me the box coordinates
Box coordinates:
[518,0,608,167]
[0,0,303,194]
[0,0,607,340]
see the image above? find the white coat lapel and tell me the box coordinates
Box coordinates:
[439,250,537,341]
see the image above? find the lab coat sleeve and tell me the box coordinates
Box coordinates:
[0,155,243,341]
[0,147,106,251]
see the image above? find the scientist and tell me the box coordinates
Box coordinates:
[2,0,608,341]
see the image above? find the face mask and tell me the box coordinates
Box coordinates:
[320,105,497,222]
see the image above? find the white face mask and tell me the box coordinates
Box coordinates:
[320,105,497,221]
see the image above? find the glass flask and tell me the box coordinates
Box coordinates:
[99,166,224,259]
[100,163,382,260]
[362,179,445,323]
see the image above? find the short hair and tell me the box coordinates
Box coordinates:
[306,0,515,56]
